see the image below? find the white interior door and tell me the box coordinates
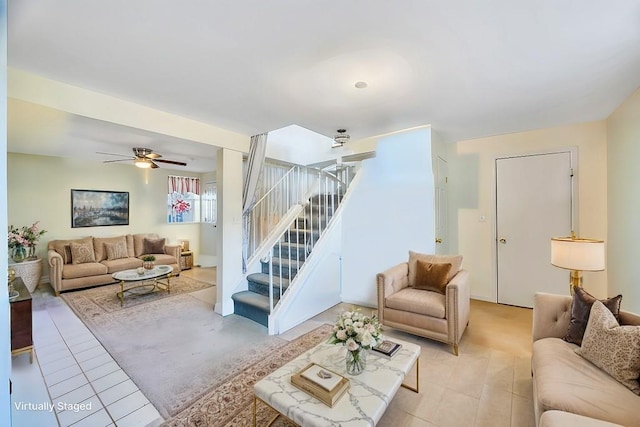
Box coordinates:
[435,157,449,255]
[496,152,573,307]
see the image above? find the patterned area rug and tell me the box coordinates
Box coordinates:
[163,324,333,427]
[61,275,213,320]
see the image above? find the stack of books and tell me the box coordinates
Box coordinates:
[372,340,402,358]
[291,363,350,407]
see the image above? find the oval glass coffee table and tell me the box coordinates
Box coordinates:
[112,265,174,306]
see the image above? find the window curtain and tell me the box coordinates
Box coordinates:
[242,132,268,272]
[168,176,201,195]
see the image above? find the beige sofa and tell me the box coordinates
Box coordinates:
[47,233,181,295]
[532,292,640,426]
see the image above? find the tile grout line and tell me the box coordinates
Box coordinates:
[46,301,119,426]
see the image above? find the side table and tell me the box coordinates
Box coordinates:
[180,251,193,270]
[9,258,43,293]
[10,277,33,363]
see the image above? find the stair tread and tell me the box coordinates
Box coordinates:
[232,291,272,311]
[247,272,290,287]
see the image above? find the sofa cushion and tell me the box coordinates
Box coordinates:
[102,257,143,274]
[61,262,108,279]
[143,237,166,255]
[70,242,96,264]
[564,286,622,345]
[575,301,640,394]
[408,251,462,287]
[385,288,446,318]
[532,337,640,426]
[539,410,624,427]
[139,253,177,266]
[104,241,128,260]
[413,260,451,294]
[93,236,129,262]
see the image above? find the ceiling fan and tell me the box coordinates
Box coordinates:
[98,147,187,169]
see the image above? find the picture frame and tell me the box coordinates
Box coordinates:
[71,189,129,228]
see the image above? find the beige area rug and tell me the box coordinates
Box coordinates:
[163,324,333,427]
[61,275,213,318]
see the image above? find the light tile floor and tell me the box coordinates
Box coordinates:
[11,268,536,426]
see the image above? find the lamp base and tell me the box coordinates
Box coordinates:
[569,270,581,295]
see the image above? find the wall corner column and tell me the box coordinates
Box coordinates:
[214,148,243,316]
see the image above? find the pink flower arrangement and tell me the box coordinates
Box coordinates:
[172,199,191,214]
[8,221,47,249]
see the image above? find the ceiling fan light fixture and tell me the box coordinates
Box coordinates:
[134,158,152,169]
[332,129,350,148]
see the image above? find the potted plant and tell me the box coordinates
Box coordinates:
[141,255,156,270]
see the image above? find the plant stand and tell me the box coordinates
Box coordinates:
[9,258,43,293]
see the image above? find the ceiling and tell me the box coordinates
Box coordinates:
[7,0,640,171]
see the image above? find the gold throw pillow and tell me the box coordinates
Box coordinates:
[70,242,96,264]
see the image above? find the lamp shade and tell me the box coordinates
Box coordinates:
[551,237,605,271]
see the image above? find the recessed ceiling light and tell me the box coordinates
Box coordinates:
[354,81,368,89]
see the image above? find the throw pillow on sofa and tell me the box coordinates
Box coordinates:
[105,241,128,260]
[143,238,165,255]
[70,242,96,264]
[564,286,622,345]
[575,300,640,394]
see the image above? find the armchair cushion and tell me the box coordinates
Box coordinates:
[408,251,462,287]
[414,260,451,294]
[385,288,446,319]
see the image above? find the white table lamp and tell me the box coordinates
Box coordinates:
[551,233,605,293]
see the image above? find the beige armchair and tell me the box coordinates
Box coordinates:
[377,251,470,355]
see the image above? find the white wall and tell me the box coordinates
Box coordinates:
[607,87,640,314]
[266,125,337,165]
[7,153,204,280]
[450,121,608,300]
[341,127,435,307]
[215,148,243,316]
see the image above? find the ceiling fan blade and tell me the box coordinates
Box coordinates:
[150,160,159,169]
[97,151,133,158]
[145,153,161,159]
[154,158,187,167]
[103,159,132,163]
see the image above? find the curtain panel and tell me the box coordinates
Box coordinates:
[168,176,201,195]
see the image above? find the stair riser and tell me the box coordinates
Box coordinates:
[282,231,319,244]
[293,217,329,230]
[248,281,287,297]
[261,263,299,279]
[233,300,269,327]
[272,245,307,260]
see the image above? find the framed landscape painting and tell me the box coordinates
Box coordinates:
[71,189,129,228]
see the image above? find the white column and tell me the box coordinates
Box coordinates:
[215,148,243,316]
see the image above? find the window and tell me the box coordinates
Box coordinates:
[202,182,217,224]
[167,176,201,223]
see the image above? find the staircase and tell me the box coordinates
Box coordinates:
[232,193,342,326]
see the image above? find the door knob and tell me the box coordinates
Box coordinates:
[499,238,507,244]
[435,238,443,244]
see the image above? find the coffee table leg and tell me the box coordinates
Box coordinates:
[118,280,125,306]
[401,358,420,393]
[167,275,171,294]
[253,395,257,427]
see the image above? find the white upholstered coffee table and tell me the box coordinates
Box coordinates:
[253,337,420,426]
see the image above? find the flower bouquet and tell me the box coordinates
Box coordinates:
[8,221,47,262]
[328,310,383,375]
